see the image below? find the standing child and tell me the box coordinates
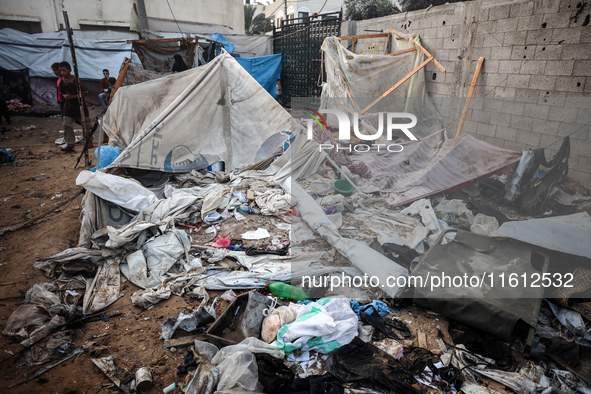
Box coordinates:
[51,62,64,117]
[59,61,90,152]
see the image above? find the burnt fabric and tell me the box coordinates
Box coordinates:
[412,230,546,341]
[325,337,434,393]
[282,374,344,394]
[255,353,294,394]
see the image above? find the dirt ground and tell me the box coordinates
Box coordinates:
[0,109,188,393]
[0,109,456,394]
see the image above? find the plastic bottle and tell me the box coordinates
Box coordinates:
[266,282,311,300]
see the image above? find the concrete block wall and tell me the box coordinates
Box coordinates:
[343,0,591,187]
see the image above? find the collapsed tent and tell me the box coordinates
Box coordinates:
[103,53,290,172]
[321,34,443,139]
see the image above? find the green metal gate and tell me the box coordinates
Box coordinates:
[273,12,342,106]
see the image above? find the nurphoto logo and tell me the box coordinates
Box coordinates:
[304,108,418,153]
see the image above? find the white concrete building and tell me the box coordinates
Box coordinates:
[0,0,245,34]
[265,0,343,27]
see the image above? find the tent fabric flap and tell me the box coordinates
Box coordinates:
[235,54,282,98]
[104,53,290,172]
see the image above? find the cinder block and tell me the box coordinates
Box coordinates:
[510,114,535,131]
[444,72,457,84]
[528,75,556,90]
[489,111,511,126]
[516,129,542,145]
[511,45,537,60]
[481,73,508,88]
[502,99,526,115]
[507,74,531,88]
[483,33,506,47]
[577,107,591,125]
[483,59,500,73]
[478,20,498,34]
[496,126,519,140]
[420,27,438,39]
[473,47,493,60]
[483,98,504,112]
[488,4,511,20]
[548,106,579,123]
[545,60,575,75]
[477,122,497,137]
[564,96,591,109]
[570,138,591,158]
[524,103,550,120]
[495,86,517,98]
[462,119,478,133]
[557,122,589,139]
[517,14,544,31]
[499,60,523,73]
[560,43,579,60]
[490,46,512,60]
[479,6,489,22]
[532,45,562,61]
[533,0,561,15]
[503,31,527,46]
[573,60,591,77]
[525,29,554,45]
[496,17,518,33]
[540,133,561,148]
[555,76,586,92]
[519,60,546,74]
[559,0,584,12]
[436,25,454,38]
[580,25,591,43]
[533,118,560,135]
[554,26,582,44]
[443,37,460,49]
[515,89,541,102]
[542,12,573,29]
[575,44,591,60]
[471,109,492,123]
[510,1,535,18]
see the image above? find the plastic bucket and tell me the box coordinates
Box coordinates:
[333,179,354,196]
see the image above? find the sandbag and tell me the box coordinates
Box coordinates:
[261,305,299,344]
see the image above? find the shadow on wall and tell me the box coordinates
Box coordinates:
[400,0,472,12]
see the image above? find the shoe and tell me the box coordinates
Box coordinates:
[61,145,75,152]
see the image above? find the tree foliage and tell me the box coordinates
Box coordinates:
[344,0,397,21]
[245,5,273,35]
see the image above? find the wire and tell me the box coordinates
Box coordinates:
[165,0,185,37]
[317,0,329,15]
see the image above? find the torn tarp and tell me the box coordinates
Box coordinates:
[491,212,591,259]
[346,129,522,207]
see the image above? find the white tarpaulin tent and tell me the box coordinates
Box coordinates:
[104,53,290,172]
[320,35,442,139]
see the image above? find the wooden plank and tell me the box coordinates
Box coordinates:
[338,33,390,41]
[455,57,485,139]
[360,56,434,115]
[163,334,206,348]
[417,44,446,73]
[340,75,360,112]
[417,330,427,348]
[386,47,417,57]
[127,37,200,44]
[389,28,446,73]
[108,58,131,106]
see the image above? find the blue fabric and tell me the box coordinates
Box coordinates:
[350,300,391,317]
[235,54,282,98]
[210,34,236,54]
[0,147,14,163]
[90,146,120,172]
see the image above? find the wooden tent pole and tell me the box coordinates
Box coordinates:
[360,56,433,115]
[108,58,130,106]
[455,57,485,139]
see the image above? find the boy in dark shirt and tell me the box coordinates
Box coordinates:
[59,61,90,152]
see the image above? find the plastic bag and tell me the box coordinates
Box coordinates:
[261,306,299,343]
[90,146,120,172]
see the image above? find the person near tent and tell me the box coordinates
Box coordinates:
[104,77,117,106]
[51,62,64,117]
[0,83,10,125]
[172,54,188,72]
[59,61,90,152]
[98,69,110,109]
